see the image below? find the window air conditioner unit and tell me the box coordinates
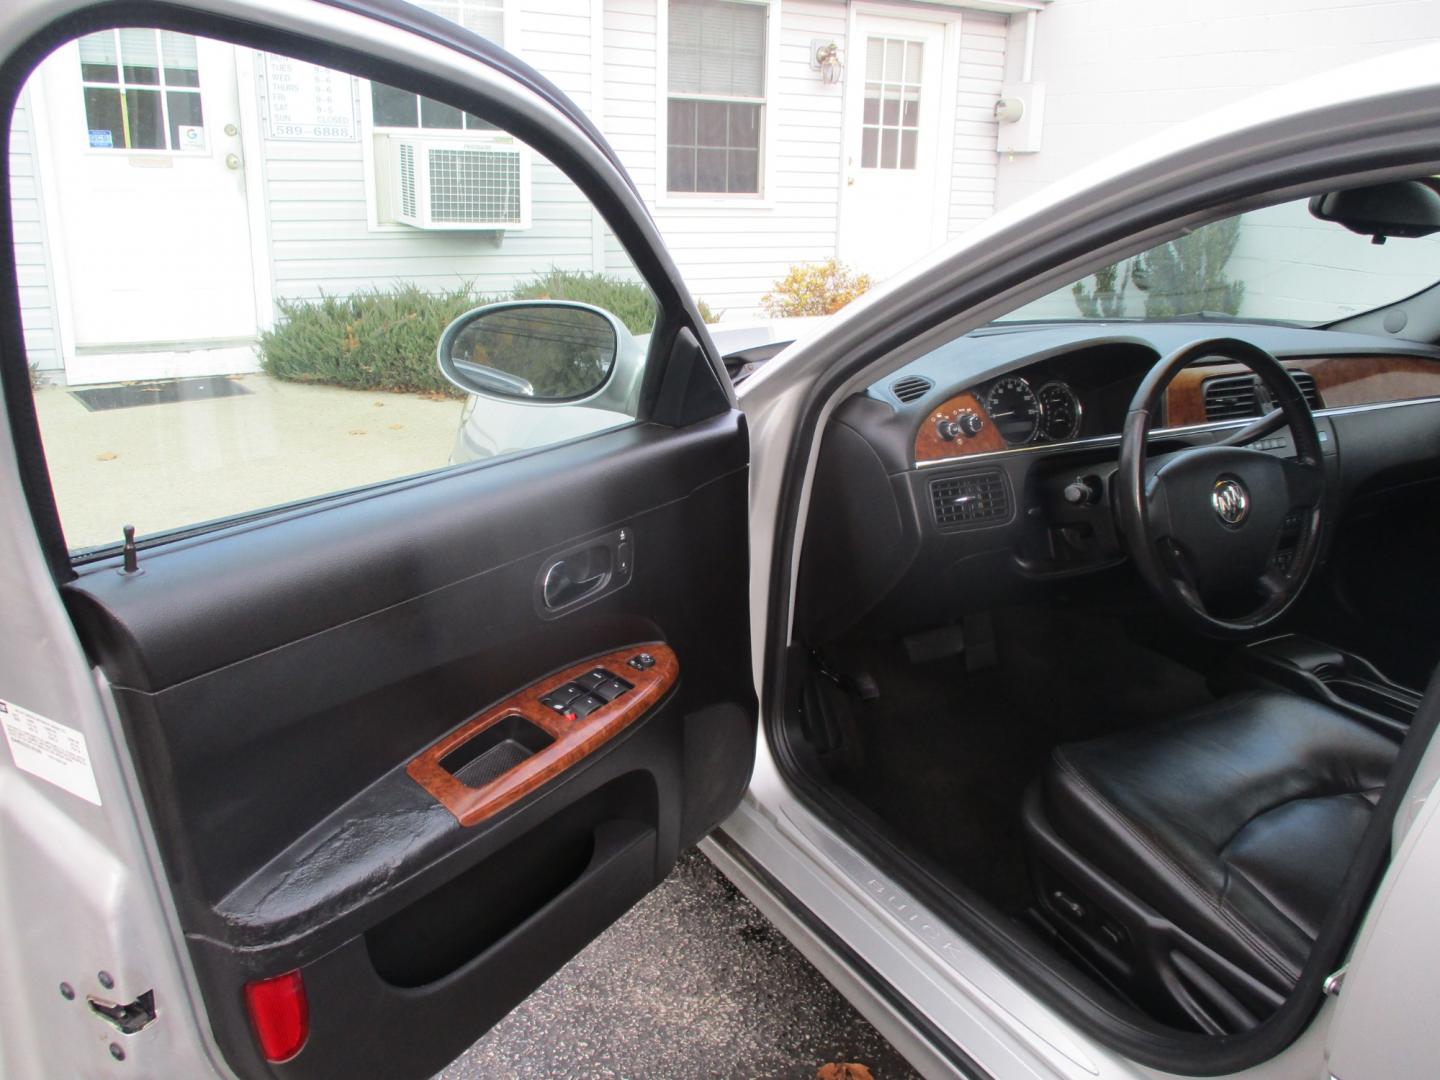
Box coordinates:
[377,132,532,230]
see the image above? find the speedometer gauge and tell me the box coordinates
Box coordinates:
[1037,382,1083,442]
[984,376,1041,445]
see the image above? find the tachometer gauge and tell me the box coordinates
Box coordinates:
[983,376,1041,445]
[1037,381,1083,442]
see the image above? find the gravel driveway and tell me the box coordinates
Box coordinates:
[438,847,921,1080]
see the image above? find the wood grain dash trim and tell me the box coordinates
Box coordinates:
[914,392,1007,462]
[1164,354,1440,427]
[407,643,677,827]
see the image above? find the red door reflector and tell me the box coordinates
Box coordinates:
[243,969,309,1063]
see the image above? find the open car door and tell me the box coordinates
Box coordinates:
[0,2,755,1076]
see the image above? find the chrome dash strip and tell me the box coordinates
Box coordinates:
[912,395,1440,469]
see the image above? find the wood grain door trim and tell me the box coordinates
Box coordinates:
[407,643,678,827]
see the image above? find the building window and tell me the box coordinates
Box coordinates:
[370,0,505,131]
[666,0,767,195]
[77,29,204,151]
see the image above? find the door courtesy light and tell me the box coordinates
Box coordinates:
[243,969,309,1063]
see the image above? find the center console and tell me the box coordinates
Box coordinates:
[1235,634,1423,736]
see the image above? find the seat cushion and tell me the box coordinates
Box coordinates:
[1044,691,1398,990]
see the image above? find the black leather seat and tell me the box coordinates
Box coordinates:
[1022,690,1398,1032]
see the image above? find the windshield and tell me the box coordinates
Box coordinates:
[999,196,1440,327]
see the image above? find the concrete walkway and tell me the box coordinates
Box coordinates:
[31,374,463,549]
[439,848,919,1080]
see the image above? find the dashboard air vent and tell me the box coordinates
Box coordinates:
[1202,374,1260,420]
[930,470,1011,531]
[891,375,932,403]
[1290,371,1321,409]
[1202,371,1323,421]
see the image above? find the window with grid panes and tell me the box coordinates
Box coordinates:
[78,30,204,151]
[666,0,767,195]
[370,0,505,131]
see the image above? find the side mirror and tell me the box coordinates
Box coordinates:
[437,301,621,402]
[1308,179,1440,242]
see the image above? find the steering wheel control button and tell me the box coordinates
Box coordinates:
[628,652,656,670]
[1212,477,1251,527]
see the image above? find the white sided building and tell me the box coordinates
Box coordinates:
[10,0,1439,385]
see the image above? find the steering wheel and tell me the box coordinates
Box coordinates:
[1116,339,1327,636]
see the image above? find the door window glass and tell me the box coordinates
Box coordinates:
[78,29,204,150]
[17,33,665,554]
[860,36,922,170]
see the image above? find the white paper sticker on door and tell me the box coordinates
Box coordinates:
[0,698,102,806]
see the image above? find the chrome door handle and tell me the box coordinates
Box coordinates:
[535,527,635,616]
[542,557,607,609]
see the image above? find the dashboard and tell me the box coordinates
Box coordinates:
[795,321,1440,645]
[908,335,1440,466]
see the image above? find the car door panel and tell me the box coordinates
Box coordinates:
[58,410,755,1078]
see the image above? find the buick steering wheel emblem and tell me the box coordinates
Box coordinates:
[1212,477,1250,527]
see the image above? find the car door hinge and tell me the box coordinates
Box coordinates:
[1323,965,1348,997]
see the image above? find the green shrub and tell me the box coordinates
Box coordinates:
[760,258,872,317]
[511,269,658,334]
[259,283,483,396]
[258,271,719,396]
[510,269,718,329]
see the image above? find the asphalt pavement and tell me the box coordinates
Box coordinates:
[437,847,921,1080]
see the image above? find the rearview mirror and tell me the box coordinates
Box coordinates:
[1308,179,1440,242]
[437,301,620,401]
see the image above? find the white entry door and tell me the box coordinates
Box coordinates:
[32,31,259,384]
[840,11,951,280]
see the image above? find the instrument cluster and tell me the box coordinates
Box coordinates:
[982,375,1083,446]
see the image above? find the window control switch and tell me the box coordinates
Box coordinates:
[542,683,585,710]
[595,677,633,703]
[566,693,607,719]
[576,669,611,690]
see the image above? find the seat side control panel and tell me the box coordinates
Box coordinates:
[407,644,678,826]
